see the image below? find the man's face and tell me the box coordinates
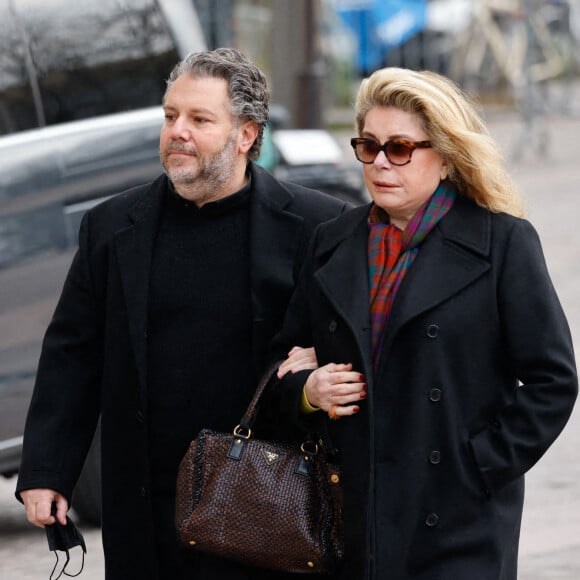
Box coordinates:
[160,74,243,202]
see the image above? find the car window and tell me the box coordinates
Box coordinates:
[0,0,186,135]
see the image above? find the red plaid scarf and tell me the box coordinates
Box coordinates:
[368,182,456,367]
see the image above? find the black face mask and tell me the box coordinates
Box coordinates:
[45,504,87,580]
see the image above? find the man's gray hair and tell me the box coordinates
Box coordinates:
[165,48,270,161]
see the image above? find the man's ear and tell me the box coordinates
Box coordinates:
[237,121,259,154]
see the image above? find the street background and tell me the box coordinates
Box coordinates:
[2,0,580,578]
[1,106,580,579]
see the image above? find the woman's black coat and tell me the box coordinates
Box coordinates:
[273,196,578,580]
[16,163,348,580]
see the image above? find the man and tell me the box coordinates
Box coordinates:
[16,48,348,580]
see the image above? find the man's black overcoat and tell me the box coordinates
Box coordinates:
[16,163,348,579]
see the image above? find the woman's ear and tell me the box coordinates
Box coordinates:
[440,159,449,181]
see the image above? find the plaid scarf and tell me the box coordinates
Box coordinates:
[368,181,456,368]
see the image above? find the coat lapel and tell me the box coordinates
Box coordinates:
[314,206,374,373]
[114,176,166,394]
[384,196,492,345]
[248,165,305,368]
[311,197,493,374]
[112,165,307,389]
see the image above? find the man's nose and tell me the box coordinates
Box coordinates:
[170,116,192,141]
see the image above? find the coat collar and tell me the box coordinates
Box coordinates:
[314,204,374,372]
[248,163,304,321]
[314,194,491,258]
[114,165,305,387]
[115,175,166,390]
[386,194,491,334]
[313,195,492,370]
[247,164,306,368]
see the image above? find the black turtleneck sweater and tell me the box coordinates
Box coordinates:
[146,182,256,574]
[147,182,255,490]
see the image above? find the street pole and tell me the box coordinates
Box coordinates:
[297,0,326,128]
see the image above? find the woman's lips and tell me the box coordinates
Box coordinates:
[373,180,398,188]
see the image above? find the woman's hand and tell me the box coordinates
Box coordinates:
[305,363,366,419]
[277,346,319,379]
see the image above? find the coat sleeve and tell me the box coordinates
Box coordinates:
[469,218,578,493]
[266,225,328,434]
[16,212,103,502]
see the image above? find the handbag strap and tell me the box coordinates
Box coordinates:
[231,361,339,466]
[238,360,282,432]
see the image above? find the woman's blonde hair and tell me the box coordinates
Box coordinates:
[355,67,525,217]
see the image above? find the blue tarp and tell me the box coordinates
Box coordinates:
[333,0,428,73]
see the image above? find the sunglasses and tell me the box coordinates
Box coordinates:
[350,137,432,166]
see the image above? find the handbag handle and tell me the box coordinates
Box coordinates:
[237,360,281,433]
[228,360,322,473]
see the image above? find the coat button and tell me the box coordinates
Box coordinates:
[428,388,442,402]
[429,450,441,464]
[425,513,439,527]
[328,320,338,333]
[426,324,439,339]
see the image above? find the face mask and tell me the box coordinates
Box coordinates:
[45,504,87,580]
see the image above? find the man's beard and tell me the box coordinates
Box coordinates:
[161,131,238,194]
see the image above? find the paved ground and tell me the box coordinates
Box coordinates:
[1,109,579,579]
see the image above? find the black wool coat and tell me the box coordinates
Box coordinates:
[273,196,578,580]
[16,163,348,580]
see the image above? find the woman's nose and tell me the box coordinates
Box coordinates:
[373,149,392,168]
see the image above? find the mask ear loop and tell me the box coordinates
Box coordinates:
[63,547,85,578]
[49,549,67,580]
[49,548,85,580]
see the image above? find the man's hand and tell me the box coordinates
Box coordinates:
[277,346,319,379]
[20,488,69,528]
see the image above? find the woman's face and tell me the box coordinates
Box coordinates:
[361,106,448,230]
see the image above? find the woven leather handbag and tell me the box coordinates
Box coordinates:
[175,362,343,574]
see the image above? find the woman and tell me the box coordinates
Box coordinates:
[272,68,578,579]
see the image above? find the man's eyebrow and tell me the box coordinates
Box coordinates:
[162,103,216,115]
